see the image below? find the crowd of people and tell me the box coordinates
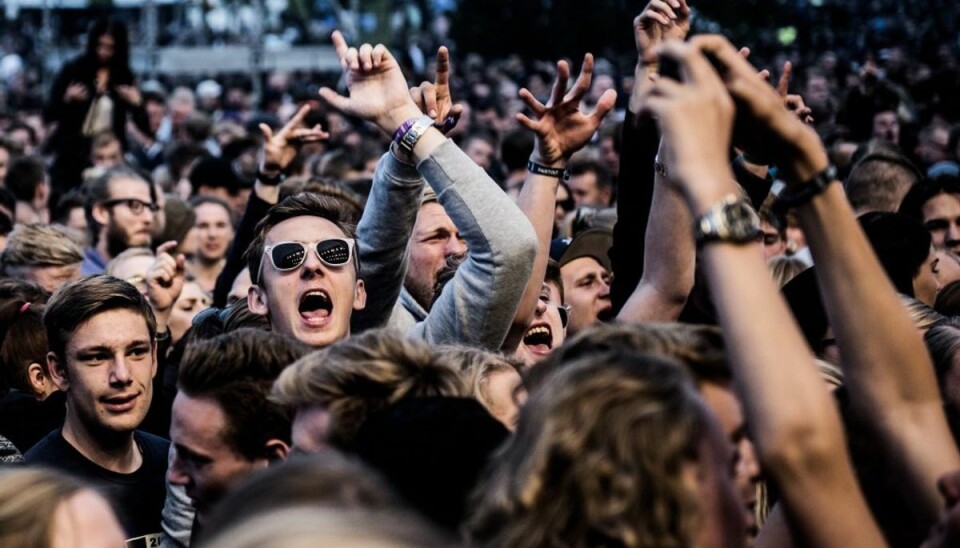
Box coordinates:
[1,0,960,546]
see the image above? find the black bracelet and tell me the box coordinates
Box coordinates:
[773,165,838,216]
[527,160,570,180]
[257,167,286,186]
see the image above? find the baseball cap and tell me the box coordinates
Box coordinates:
[549,228,613,272]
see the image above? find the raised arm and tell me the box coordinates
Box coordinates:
[695,33,960,525]
[639,39,884,547]
[501,54,616,351]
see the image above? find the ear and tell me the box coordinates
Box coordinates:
[27,362,49,397]
[248,284,269,317]
[91,202,110,226]
[600,187,613,206]
[264,438,291,463]
[47,352,69,392]
[352,279,367,311]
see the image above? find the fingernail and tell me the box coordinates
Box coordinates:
[429,110,437,117]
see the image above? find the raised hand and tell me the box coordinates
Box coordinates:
[635,0,692,65]
[689,35,828,185]
[318,31,422,135]
[146,241,186,319]
[260,104,329,175]
[776,61,814,125]
[409,46,464,134]
[115,84,142,107]
[517,54,617,167]
[636,41,735,204]
[64,82,89,103]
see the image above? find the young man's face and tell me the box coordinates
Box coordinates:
[168,393,264,518]
[99,178,155,253]
[193,202,234,263]
[405,202,467,310]
[50,308,156,436]
[92,141,123,168]
[561,257,612,335]
[516,281,567,367]
[922,193,960,255]
[568,171,610,208]
[249,216,366,348]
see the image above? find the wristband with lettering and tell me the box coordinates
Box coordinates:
[527,160,570,180]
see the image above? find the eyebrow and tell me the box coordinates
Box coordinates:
[74,339,152,353]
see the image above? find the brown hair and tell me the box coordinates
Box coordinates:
[179,328,310,459]
[271,329,468,449]
[467,351,710,547]
[0,224,83,271]
[43,275,157,363]
[0,301,47,393]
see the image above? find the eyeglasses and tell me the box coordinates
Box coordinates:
[103,198,159,215]
[257,238,357,283]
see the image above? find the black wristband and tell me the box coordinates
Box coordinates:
[527,160,570,180]
[257,167,286,186]
[773,165,838,216]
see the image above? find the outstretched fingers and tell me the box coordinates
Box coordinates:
[566,53,595,103]
[548,60,571,107]
[777,60,793,97]
[518,88,547,117]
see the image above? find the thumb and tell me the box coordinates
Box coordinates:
[318,87,351,113]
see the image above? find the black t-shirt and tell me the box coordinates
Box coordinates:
[25,429,169,547]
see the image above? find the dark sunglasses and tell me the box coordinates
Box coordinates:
[103,198,159,215]
[257,238,357,283]
[557,303,571,329]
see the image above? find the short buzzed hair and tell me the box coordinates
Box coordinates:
[0,224,83,272]
[844,153,921,214]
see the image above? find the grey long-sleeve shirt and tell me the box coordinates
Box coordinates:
[355,140,537,349]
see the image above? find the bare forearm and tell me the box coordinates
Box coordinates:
[503,170,559,351]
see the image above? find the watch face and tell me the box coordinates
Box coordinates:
[718,201,761,241]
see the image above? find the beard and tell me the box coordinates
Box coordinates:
[106,220,146,258]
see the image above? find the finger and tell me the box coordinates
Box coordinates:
[331,30,349,61]
[345,47,360,71]
[421,83,439,119]
[659,41,722,90]
[640,9,672,27]
[567,53,595,102]
[372,44,387,67]
[518,88,547,116]
[649,0,678,20]
[739,47,751,59]
[677,0,690,14]
[318,87,350,113]
[515,112,540,132]
[777,61,793,97]
[690,34,761,82]
[259,122,274,141]
[448,104,464,126]
[156,241,178,256]
[549,60,570,107]
[358,43,374,70]
[281,104,311,135]
[435,46,451,90]
[589,89,618,123]
[409,86,425,111]
[175,254,186,273]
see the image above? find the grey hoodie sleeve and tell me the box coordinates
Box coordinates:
[351,148,425,333]
[411,140,538,348]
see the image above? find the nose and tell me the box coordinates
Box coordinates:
[740,438,761,484]
[948,223,960,245]
[598,279,611,299]
[109,357,132,386]
[168,451,190,486]
[299,247,327,279]
[534,298,547,317]
[447,236,468,257]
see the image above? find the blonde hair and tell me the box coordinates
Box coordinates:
[0,468,89,547]
[768,255,808,288]
[105,246,155,277]
[0,223,83,270]
[901,294,944,332]
[271,329,468,448]
[439,345,523,425]
[468,351,710,547]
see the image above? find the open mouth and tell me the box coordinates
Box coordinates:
[299,290,333,324]
[523,324,554,354]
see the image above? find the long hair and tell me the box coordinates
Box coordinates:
[467,351,712,547]
[0,468,90,547]
[84,18,131,71]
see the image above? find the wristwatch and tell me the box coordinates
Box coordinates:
[694,195,762,247]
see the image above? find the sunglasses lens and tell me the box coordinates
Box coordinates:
[316,239,351,266]
[271,242,307,270]
[558,306,569,329]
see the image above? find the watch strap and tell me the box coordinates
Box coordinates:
[694,194,762,247]
[397,115,435,155]
[773,165,838,216]
[256,167,286,186]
